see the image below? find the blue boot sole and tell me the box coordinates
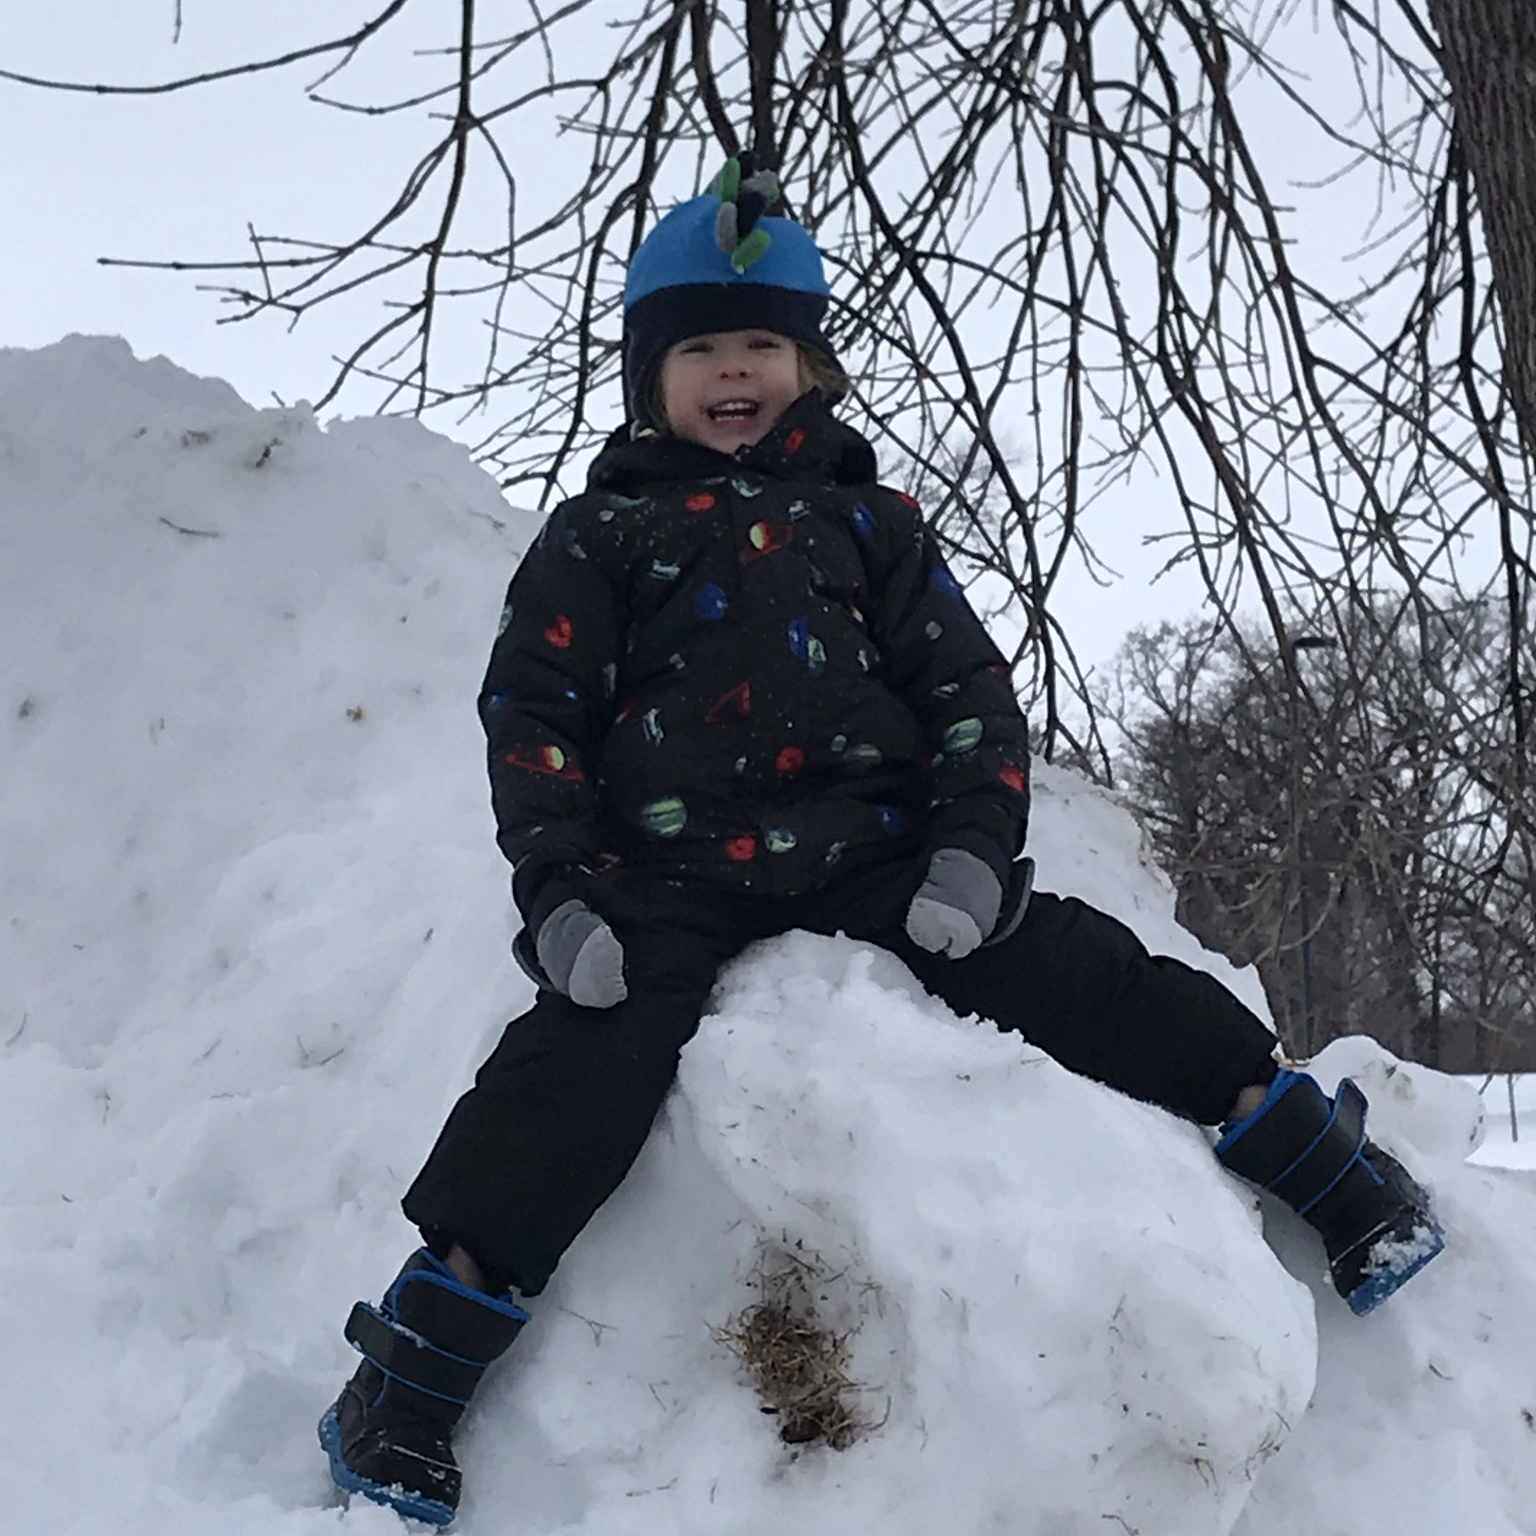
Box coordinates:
[1345,1213,1446,1315]
[318,1407,457,1526]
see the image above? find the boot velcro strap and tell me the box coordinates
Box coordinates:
[1265,1079,1368,1214]
[344,1302,487,1405]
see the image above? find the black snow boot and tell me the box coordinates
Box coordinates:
[318,1248,529,1525]
[1215,1069,1444,1315]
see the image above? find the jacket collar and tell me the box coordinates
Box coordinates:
[588,391,878,494]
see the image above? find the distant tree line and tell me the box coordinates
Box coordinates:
[1107,603,1536,1070]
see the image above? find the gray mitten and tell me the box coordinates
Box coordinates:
[905,848,1003,959]
[535,899,628,1008]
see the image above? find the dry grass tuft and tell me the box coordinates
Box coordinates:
[715,1244,874,1451]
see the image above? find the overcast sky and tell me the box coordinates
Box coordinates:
[5,3,1385,677]
[3,4,449,408]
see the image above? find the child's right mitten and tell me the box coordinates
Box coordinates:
[534,898,629,1008]
[904,847,1003,959]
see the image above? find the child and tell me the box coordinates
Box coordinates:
[319,158,1444,1525]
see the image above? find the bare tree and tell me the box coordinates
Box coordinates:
[1421,0,1536,465]
[1109,604,1536,1068]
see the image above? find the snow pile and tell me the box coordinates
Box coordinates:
[4,335,1536,1536]
[679,940,1311,1535]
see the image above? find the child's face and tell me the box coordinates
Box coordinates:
[657,329,806,454]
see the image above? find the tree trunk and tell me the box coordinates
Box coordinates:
[1424,0,1536,463]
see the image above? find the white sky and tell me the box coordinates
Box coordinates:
[1,3,1406,678]
[3,3,442,408]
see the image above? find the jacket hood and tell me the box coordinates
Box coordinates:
[587,390,878,495]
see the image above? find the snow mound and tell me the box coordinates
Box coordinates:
[5,336,1536,1536]
[679,934,1312,1534]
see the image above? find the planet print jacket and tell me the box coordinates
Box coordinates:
[479,391,1032,929]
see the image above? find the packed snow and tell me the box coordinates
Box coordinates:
[4,334,1536,1535]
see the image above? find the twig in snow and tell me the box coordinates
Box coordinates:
[158,516,222,538]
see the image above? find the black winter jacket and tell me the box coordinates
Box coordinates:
[480,392,1031,925]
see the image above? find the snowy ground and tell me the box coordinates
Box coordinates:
[5,335,1536,1535]
[1470,1077,1536,1171]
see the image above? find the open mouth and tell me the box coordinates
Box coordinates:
[706,399,760,424]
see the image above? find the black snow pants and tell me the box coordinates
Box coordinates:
[402,859,1279,1296]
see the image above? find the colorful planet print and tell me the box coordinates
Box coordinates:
[924,621,944,641]
[764,827,798,854]
[943,717,984,754]
[744,521,794,562]
[639,796,688,837]
[929,566,962,598]
[503,744,584,781]
[724,835,756,861]
[843,742,883,769]
[705,680,752,722]
[851,503,875,539]
[695,582,728,621]
[732,476,764,497]
[786,616,827,672]
[877,805,904,836]
[497,603,513,637]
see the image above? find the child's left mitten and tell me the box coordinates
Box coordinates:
[535,898,629,1008]
[904,848,1003,959]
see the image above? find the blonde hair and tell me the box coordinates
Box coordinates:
[798,343,849,401]
[642,340,849,431]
